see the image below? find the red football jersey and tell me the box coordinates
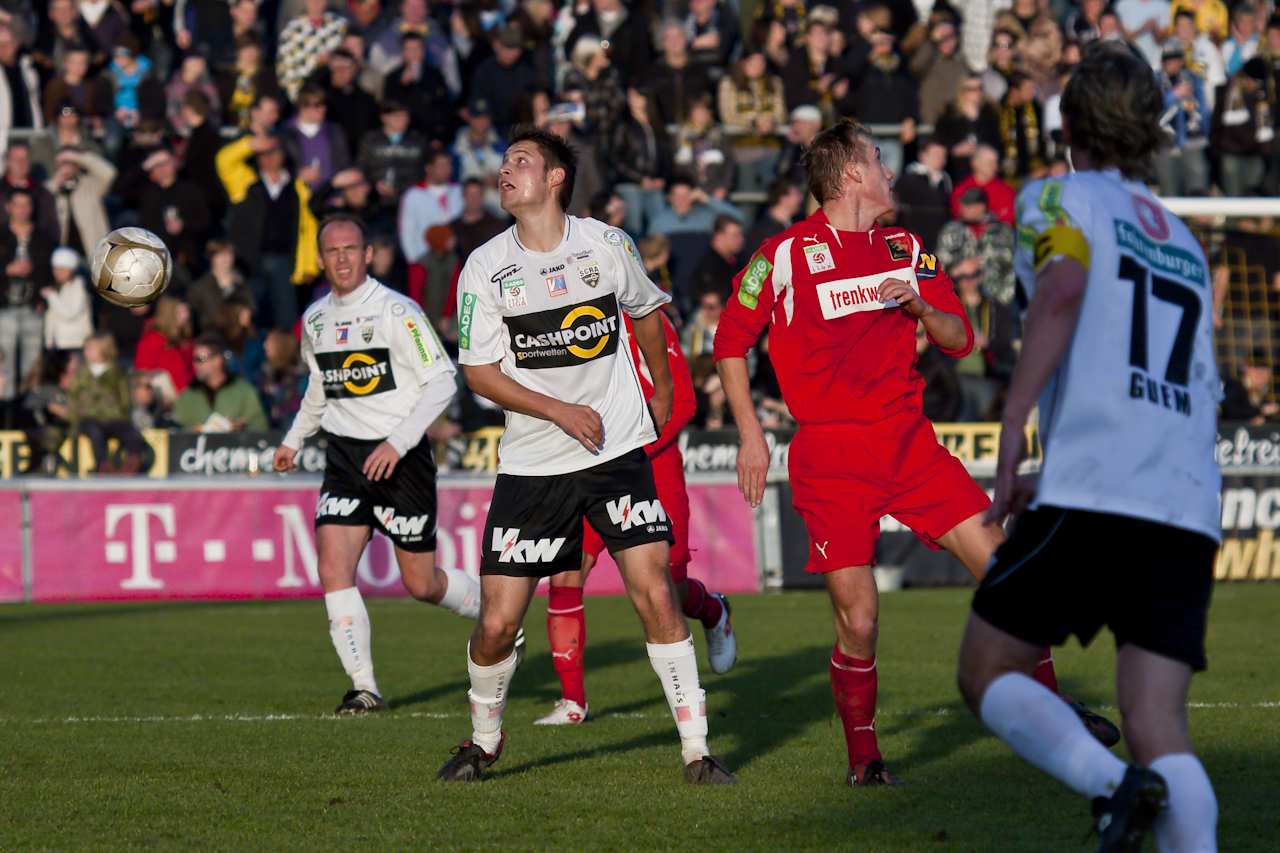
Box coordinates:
[623,312,696,459]
[713,211,973,427]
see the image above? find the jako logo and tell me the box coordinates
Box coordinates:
[317,492,360,518]
[492,528,566,563]
[605,496,668,531]
[374,506,431,538]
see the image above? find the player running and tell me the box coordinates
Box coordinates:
[535,310,737,727]
[714,119,1116,787]
[958,43,1221,852]
[436,126,735,784]
[273,213,510,714]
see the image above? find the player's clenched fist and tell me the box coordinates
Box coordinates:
[273,445,298,472]
[878,277,932,318]
[554,402,605,453]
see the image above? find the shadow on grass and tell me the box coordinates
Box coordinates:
[0,599,263,628]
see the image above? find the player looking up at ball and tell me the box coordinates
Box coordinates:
[439,125,735,784]
[273,213,511,714]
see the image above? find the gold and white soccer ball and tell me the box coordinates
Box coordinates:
[90,227,173,307]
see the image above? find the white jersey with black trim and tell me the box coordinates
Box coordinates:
[1015,170,1222,541]
[283,276,457,453]
[456,215,671,476]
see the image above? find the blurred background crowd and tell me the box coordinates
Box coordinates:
[0,0,1277,474]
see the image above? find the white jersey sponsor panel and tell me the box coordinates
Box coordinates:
[1015,171,1222,540]
[457,216,671,475]
[284,276,456,445]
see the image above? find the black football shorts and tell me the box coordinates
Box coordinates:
[315,433,438,553]
[481,448,675,578]
[971,505,1218,670]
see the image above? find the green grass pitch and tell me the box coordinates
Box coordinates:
[4,584,1277,852]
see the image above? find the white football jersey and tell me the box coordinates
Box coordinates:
[284,276,456,446]
[457,216,670,476]
[1015,170,1222,540]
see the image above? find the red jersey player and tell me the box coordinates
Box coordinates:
[714,120,1117,786]
[535,311,738,725]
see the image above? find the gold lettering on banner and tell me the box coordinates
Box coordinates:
[0,429,169,478]
[932,424,1040,462]
[1215,532,1280,580]
[460,427,504,474]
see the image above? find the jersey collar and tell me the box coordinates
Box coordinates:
[331,275,379,308]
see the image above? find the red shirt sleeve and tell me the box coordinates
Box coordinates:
[648,313,696,458]
[713,241,781,362]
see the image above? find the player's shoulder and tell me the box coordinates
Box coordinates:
[302,291,334,327]
[752,217,815,261]
[1017,173,1112,227]
[372,280,424,319]
[575,215,635,253]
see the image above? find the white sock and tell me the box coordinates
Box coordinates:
[467,642,518,754]
[325,587,378,696]
[647,636,709,765]
[980,672,1127,799]
[438,567,481,619]
[1150,753,1217,853]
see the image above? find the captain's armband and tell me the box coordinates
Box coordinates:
[1033,225,1090,273]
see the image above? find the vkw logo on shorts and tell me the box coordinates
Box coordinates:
[317,492,360,519]
[374,506,432,539]
[491,527,566,563]
[506,293,620,369]
[605,495,669,532]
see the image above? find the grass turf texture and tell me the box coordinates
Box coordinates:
[4,585,1277,852]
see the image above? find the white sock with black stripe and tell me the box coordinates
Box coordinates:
[325,587,379,696]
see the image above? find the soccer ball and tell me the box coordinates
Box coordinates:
[90,227,173,307]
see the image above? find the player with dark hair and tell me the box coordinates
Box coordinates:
[958,42,1221,852]
[272,212,506,713]
[438,124,735,784]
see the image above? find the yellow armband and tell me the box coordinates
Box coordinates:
[1033,225,1091,273]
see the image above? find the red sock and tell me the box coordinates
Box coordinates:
[681,578,723,628]
[830,646,880,769]
[1032,647,1058,693]
[547,586,586,706]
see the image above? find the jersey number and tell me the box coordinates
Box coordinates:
[1121,255,1200,387]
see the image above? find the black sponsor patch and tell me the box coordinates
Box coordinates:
[315,348,398,398]
[883,233,912,261]
[506,293,620,369]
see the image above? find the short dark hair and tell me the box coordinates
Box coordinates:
[317,213,370,250]
[713,214,741,235]
[194,333,228,354]
[802,119,874,205]
[667,175,696,193]
[182,88,212,118]
[1173,9,1195,23]
[765,177,799,207]
[462,176,485,190]
[507,123,578,211]
[1060,41,1166,179]
[6,186,33,205]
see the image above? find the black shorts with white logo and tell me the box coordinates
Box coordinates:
[315,433,438,553]
[481,448,674,578]
[971,506,1217,671]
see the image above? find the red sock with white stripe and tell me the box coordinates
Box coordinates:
[1033,648,1058,693]
[681,578,724,628]
[547,586,586,706]
[830,647,881,769]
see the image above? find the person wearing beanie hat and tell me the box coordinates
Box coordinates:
[42,247,92,351]
[1210,54,1274,195]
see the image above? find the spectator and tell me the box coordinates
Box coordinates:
[585,188,628,230]
[178,90,227,223]
[1156,37,1211,197]
[418,224,456,325]
[1223,4,1261,77]
[19,349,76,470]
[1172,9,1225,110]
[451,99,505,212]
[936,185,1018,309]
[687,214,744,310]
[399,149,463,306]
[102,38,165,135]
[468,24,542,134]
[369,232,408,294]
[135,147,211,276]
[280,85,351,193]
[42,46,113,128]
[381,32,455,146]
[47,147,116,261]
[216,133,320,329]
[187,238,255,335]
[744,178,804,253]
[257,326,309,429]
[894,137,952,250]
[652,22,713,128]
[672,94,735,201]
[682,289,724,360]
[32,0,99,78]
[276,0,348,103]
[778,20,843,122]
[78,0,132,61]
[997,71,1047,181]
[0,187,54,427]
[309,166,393,236]
[685,0,739,70]
[1221,357,1279,423]
[0,24,42,135]
[175,0,235,61]
[718,50,787,194]
[605,84,676,237]
[164,49,221,135]
[950,143,1016,224]
[1211,57,1273,197]
[559,35,624,136]
[356,99,429,207]
[1066,0,1107,43]
[212,298,264,382]
[173,333,268,431]
[0,142,59,237]
[1116,0,1172,69]
[1021,16,1066,99]
[448,4,492,104]
[451,177,508,265]
[841,19,917,177]
[1170,0,1229,42]
[31,102,108,180]
[566,0,654,89]
[935,75,1004,184]
[130,368,176,431]
[774,104,823,193]
[134,294,195,395]
[215,36,283,129]
[958,0,1015,74]
[368,0,460,98]
[307,49,380,163]
[909,16,968,126]
[757,0,808,51]
[638,232,678,323]
[68,332,147,472]
[647,176,744,237]
[42,246,92,352]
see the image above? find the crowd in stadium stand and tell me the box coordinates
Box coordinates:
[0,0,1277,472]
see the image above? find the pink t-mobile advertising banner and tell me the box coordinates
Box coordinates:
[0,489,22,601]
[26,483,757,602]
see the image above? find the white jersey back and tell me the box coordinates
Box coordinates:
[457,216,671,476]
[1015,170,1222,540]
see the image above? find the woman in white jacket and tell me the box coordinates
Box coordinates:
[42,247,92,351]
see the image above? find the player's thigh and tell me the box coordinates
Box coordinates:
[314,435,378,589]
[933,510,1006,580]
[481,471,586,579]
[369,441,439,554]
[583,448,675,562]
[958,610,1047,712]
[788,431,885,572]
[884,417,992,555]
[316,523,371,591]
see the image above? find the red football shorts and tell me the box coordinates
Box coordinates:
[788,411,991,572]
[583,443,691,580]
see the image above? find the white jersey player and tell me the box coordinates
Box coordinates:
[958,43,1222,853]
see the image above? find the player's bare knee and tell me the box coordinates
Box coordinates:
[833,608,877,651]
[401,573,440,603]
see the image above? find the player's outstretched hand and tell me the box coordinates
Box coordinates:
[986,423,1029,525]
[738,430,770,508]
[363,442,402,481]
[555,402,604,453]
[878,277,930,318]
[273,445,297,473]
